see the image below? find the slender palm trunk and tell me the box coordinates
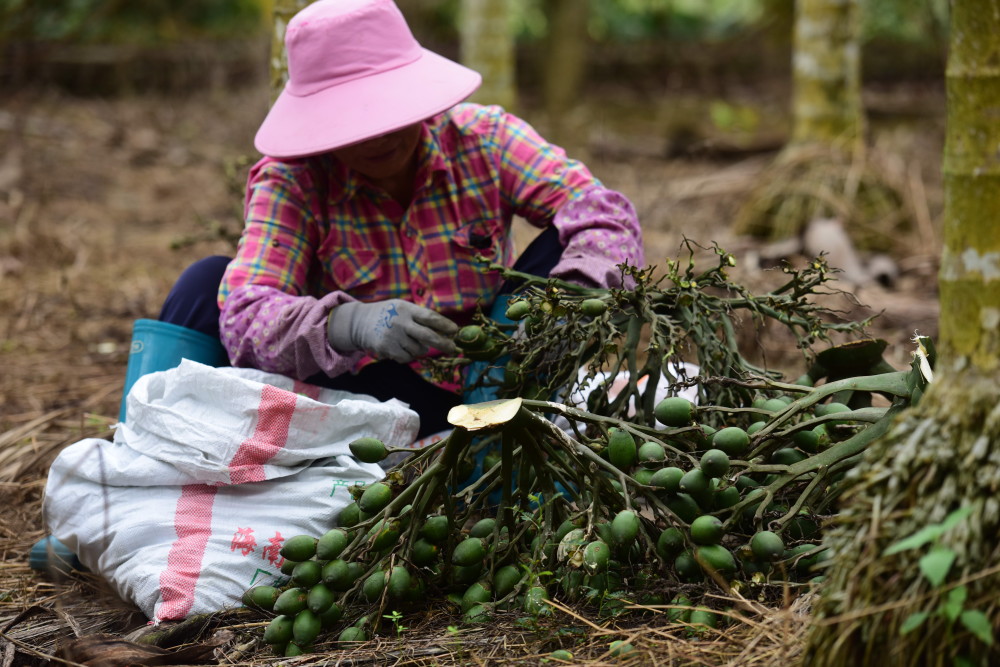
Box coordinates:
[733,0,895,247]
[938,0,1000,367]
[790,0,863,147]
[269,0,313,104]
[459,0,516,112]
[542,0,589,148]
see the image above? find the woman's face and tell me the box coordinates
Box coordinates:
[331,123,422,182]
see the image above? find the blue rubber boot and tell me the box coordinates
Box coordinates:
[29,537,83,576]
[119,319,229,422]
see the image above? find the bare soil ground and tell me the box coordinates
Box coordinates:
[0,69,945,664]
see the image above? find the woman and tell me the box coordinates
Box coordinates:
[160,0,644,438]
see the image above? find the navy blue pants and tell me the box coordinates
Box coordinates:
[159,226,562,438]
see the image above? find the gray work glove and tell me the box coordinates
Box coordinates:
[327,299,458,363]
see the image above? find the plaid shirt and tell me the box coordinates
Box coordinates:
[219,103,643,385]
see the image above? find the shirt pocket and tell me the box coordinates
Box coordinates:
[450,218,506,263]
[449,218,510,300]
[329,248,381,297]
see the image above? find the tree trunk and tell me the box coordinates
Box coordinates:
[937,0,1000,368]
[790,0,863,147]
[542,0,589,150]
[733,0,907,252]
[803,1,1000,664]
[760,0,795,78]
[269,0,313,104]
[459,0,516,112]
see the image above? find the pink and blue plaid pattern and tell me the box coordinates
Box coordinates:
[218,103,643,384]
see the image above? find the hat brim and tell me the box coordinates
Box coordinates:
[255,49,482,159]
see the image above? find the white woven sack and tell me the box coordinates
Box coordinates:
[43,360,419,621]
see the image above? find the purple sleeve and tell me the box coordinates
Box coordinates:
[548,187,645,288]
[219,284,365,379]
[476,107,644,288]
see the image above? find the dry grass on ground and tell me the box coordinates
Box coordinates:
[0,78,945,664]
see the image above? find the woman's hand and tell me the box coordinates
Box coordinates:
[327,300,458,363]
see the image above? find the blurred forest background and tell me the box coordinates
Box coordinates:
[0,0,949,86]
[0,0,950,137]
[0,0,947,418]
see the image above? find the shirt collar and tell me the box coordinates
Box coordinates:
[415,118,451,193]
[326,155,361,206]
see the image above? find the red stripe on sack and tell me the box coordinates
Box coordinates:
[157,484,218,621]
[292,379,322,401]
[228,384,298,484]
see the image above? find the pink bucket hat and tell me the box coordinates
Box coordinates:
[255,0,482,159]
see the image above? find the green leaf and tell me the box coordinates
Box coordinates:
[884,525,946,556]
[900,611,930,635]
[918,547,956,587]
[942,586,967,622]
[959,610,994,646]
[940,506,973,532]
[883,507,973,557]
